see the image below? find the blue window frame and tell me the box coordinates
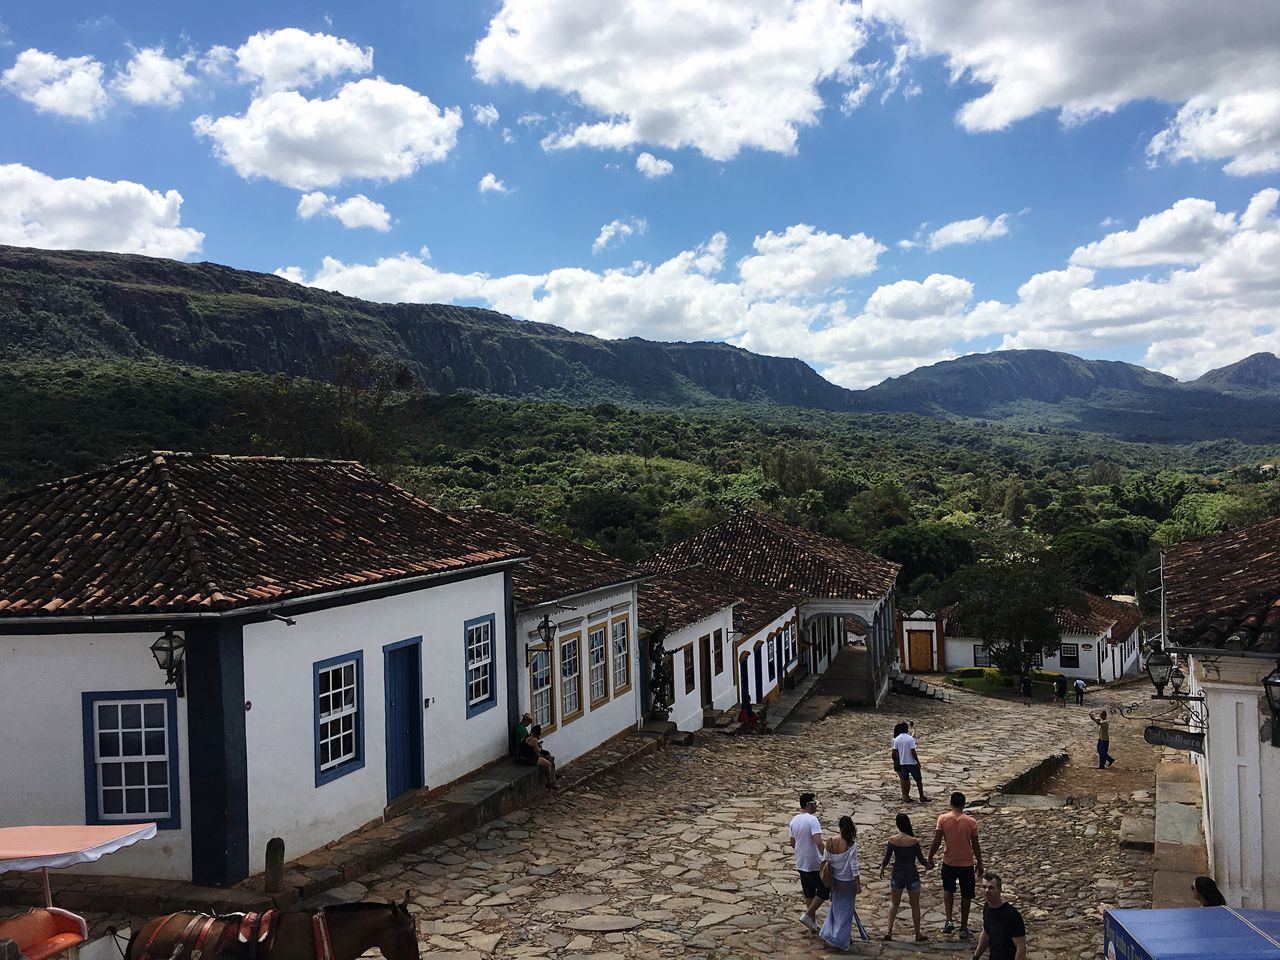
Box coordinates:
[464,614,498,718]
[81,689,181,830]
[313,650,365,787]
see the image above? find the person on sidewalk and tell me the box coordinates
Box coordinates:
[928,792,984,940]
[1020,673,1033,706]
[893,722,930,803]
[1054,674,1068,708]
[1074,677,1086,706]
[1090,709,1117,768]
[516,724,558,788]
[880,812,930,943]
[788,792,828,932]
[820,815,870,949]
[972,873,1026,960]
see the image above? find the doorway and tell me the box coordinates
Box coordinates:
[699,635,713,709]
[907,630,933,672]
[383,638,424,803]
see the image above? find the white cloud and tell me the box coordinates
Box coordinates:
[472,102,499,126]
[635,152,674,178]
[193,78,462,189]
[112,46,196,106]
[233,28,372,93]
[478,172,509,193]
[926,213,1009,251]
[296,191,391,231]
[1069,197,1238,268]
[501,127,515,144]
[592,216,647,254]
[472,0,866,161]
[862,0,1280,175]
[737,224,884,298]
[0,162,203,258]
[2,48,108,119]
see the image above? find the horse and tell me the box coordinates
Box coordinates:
[127,897,419,960]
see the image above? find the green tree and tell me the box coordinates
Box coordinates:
[870,521,976,588]
[945,555,1087,676]
[1052,531,1134,594]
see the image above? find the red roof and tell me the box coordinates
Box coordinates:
[638,561,799,639]
[644,512,899,601]
[1164,515,1280,651]
[456,509,643,606]
[944,593,1142,643]
[0,453,523,618]
[637,565,742,636]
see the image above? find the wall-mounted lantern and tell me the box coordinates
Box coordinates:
[527,613,556,666]
[150,626,186,697]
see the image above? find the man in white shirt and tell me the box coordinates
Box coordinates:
[893,721,930,803]
[788,792,828,931]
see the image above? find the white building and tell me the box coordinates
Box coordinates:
[457,509,645,766]
[643,512,900,707]
[1163,516,1280,909]
[943,592,1143,682]
[0,453,526,886]
[637,564,800,730]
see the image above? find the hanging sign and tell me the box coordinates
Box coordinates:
[1143,725,1205,754]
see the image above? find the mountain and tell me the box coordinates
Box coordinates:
[0,244,851,410]
[2,244,1279,444]
[1194,352,1280,396]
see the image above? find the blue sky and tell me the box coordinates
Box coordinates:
[2,1,1279,386]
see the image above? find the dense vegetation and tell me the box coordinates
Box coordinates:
[4,358,1278,619]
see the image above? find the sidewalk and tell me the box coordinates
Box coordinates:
[0,732,660,915]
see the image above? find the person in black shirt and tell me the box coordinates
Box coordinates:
[972,873,1025,960]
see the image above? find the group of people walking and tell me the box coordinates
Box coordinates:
[786,722,1027,959]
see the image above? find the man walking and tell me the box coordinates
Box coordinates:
[1054,674,1067,708]
[971,873,1026,960]
[1074,677,1086,706]
[893,722,930,803]
[1090,709,1117,768]
[1020,673,1033,705]
[928,792,983,940]
[788,792,828,931]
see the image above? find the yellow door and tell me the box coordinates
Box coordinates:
[908,631,933,672]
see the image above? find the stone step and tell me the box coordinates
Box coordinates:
[1119,816,1155,851]
[1155,800,1203,846]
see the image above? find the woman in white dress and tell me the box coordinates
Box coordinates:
[820,815,869,949]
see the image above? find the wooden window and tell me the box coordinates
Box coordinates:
[782,624,797,665]
[85,693,179,827]
[588,623,609,708]
[1030,652,1043,667]
[1060,643,1080,669]
[560,633,583,723]
[530,648,555,732]
[683,643,696,695]
[973,645,990,667]
[612,616,631,694]
[767,637,777,680]
[465,616,497,716]
[713,628,724,675]
[317,658,360,772]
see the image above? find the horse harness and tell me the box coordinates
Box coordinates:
[138,910,337,960]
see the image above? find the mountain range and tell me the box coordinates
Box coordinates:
[2,244,1278,444]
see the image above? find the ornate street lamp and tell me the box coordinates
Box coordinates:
[527,613,557,666]
[1145,642,1174,697]
[1170,665,1186,695]
[150,626,186,697]
[1263,664,1280,748]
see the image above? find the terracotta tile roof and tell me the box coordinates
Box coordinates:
[1163,515,1280,652]
[0,453,523,618]
[456,509,643,607]
[637,565,742,636]
[644,512,899,601]
[638,561,799,639]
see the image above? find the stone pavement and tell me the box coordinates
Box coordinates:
[340,692,1156,960]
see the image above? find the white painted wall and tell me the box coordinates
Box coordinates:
[0,631,193,880]
[241,571,509,873]
[1193,656,1280,909]
[666,606,735,732]
[944,631,1124,681]
[736,608,798,707]
[516,585,640,766]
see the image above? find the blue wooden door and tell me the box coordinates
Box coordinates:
[383,640,423,803]
[753,646,764,703]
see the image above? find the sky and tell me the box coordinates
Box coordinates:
[2,0,1280,388]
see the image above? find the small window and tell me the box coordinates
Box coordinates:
[465,615,497,717]
[560,633,582,723]
[611,617,631,694]
[588,624,609,708]
[713,628,725,675]
[530,648,555,731]
[82,691,180,829]
[1060,643,1080,669]
[684,644,696,694]
[973,645,990,667]
[783,624,797,665]
[1030,652,1043,667]
[767,638,777,680]
[313,652,365,786]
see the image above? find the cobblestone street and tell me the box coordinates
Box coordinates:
[340,689,1157,960]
